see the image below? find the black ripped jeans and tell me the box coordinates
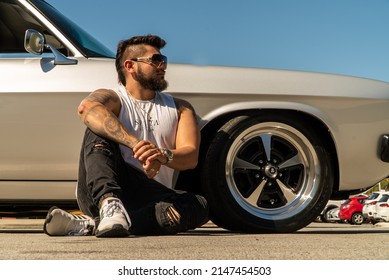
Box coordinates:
[76,129,209,235]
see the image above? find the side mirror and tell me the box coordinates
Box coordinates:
[24,29,77,65]
[24,29,45,55]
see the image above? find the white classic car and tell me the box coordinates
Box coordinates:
[1,0,389,233]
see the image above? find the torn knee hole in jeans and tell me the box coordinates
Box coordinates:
[92,142,112,155]
[156,203,181,229]
[166,206,181,226]
[94,143,105,148]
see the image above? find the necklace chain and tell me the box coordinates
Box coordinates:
[133,98,154,120]
[126,89,157,125]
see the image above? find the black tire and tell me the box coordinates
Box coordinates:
[201,114,334,233]
[350,212,364,225]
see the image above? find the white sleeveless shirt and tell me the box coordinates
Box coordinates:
[115,85,178,188]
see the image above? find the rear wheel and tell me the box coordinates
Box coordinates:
[201,113,334,233]
[350,212,364,225]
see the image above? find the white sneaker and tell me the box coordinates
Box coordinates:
[44,207,95,236]
[95,198,131,237]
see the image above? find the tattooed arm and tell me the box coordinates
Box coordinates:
[77,89,139,149]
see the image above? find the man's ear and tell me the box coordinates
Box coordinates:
[123,59,135,72]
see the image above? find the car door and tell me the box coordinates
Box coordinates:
[0,0,116,200]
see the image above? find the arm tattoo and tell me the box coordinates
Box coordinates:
[101,112,139,148]
[83,90,139,148]
[104,116,126,141]
[86,89,119,106]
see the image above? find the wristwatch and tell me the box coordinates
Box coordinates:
[161,148,174,164]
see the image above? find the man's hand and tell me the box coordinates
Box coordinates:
[143,160,161,179]
[132,140,168,178]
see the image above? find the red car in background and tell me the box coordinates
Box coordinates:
[339,195,369,225]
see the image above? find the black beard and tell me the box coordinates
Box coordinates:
[135,68,168,92]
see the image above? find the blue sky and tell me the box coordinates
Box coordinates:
[48,0,389,82]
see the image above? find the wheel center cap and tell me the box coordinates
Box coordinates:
[264,164,278,179]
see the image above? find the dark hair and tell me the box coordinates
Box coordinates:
[115,35,166,85]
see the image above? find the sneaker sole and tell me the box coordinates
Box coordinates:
[95,224,130,238]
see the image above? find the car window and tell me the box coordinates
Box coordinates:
[378,194,389,202]
[0,0,69,56]
[367,193,379,200]
[342,199,350,205]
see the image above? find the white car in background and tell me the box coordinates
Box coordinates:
[373,194,389,222]
[318,200,343,223]
[325,208,341,223]
[3,0,389,233]
[362,191,389,223]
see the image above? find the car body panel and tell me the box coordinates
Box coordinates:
[372,194,389,221]
[339,195,369,223]
[375,201,389,222]
[0,57,117,181]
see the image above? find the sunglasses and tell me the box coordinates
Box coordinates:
[130,54,168,68]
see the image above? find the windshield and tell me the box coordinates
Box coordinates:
[30,0,114,58]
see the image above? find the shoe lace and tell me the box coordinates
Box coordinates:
[69,215,93,236]
[101,200,131,226]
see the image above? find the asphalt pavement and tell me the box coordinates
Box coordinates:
[1,219,389,260]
